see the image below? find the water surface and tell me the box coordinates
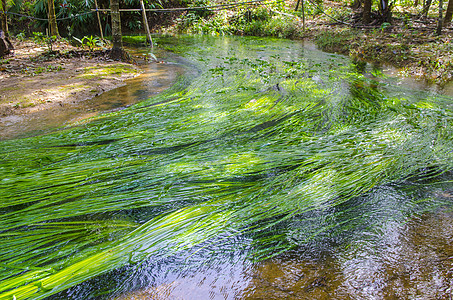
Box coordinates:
[1,35,452,300]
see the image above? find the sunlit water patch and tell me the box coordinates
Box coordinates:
[0,35,452,300]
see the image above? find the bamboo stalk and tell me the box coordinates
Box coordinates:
[47,0,59,37]
[302,0,305,32]
[94,0,104,40]
[139,0,153,48]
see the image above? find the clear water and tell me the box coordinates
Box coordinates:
[1,35,452,300]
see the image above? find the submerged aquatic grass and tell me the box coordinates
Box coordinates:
[0,36,452,299]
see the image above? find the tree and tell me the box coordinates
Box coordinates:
[351,0,363,9]
[437,0,443,34]
[1,0,8,37]
[109,0,128,60]
[47,0,59,37]
[444,0,453,25]
[379,0,392,22]
[363,0,372,23]
[0,0,13,58]
[0,26,13,58]
[422,0,433,17]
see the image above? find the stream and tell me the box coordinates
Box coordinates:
[0,35,452,300]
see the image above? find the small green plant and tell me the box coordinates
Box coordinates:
[0,58,12,65]
[45,35,58,53]
[21,64,63,76]
[380,22,392,32]
[32,32,58,53]
[32,32,44,45]
[74,35,103,51]
[16,32,26,41]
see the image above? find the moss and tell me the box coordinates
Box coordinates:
[21,101,36,108]
[79,64,137,79]
[122,35,147,45]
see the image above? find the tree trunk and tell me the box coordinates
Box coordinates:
[109,0,129,60]
[437,0,443,34]
[47,0,59,37]
[422,0,432,16]
[444,0,453,25]
[352,0,363,9]
[301,0,305,31]
[1,0,8,37]
[363,0,372,24]
[0,30,13,58]
[379,0,392,22]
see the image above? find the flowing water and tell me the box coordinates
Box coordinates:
[0,35,452,300]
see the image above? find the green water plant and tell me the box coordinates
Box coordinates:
[0,36,452,299]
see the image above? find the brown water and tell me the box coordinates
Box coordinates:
[111,207,452,300]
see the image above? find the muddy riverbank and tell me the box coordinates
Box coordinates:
[0,39,141,138]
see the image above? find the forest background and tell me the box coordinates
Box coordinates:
[1,0,453,84]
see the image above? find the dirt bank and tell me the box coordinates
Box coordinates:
[0,39,141,124]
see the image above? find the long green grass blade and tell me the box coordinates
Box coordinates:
[0,36,452,299]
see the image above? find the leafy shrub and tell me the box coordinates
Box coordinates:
[173,7,299,39]
[315,30,355,53]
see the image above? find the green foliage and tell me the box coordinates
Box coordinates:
[0,36,452,299]
[31,31,44,44]
[31,32,57,52]
[121,34,147,44]
[30,0,95,35]
[0,0,13,11]
[174,6,300,38]
[32,32,58,53]
[188,0,213,18]
[380,22,392,32]
[15,31,26,41]
[315,30,355,53]
[44,35,57,52]
[74,35,104,51]
[257,16,300,38]
[0,58,12,64]
[20,64,63,75]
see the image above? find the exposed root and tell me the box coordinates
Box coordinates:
[109,47,136,64]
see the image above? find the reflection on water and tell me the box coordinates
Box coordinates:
[0,50,186,140]
[109,173,453,299]
[111,207,452,300]
[338,210,453,299]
